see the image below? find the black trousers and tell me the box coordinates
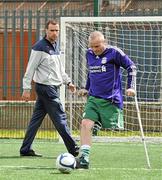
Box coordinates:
[20,83,77,155]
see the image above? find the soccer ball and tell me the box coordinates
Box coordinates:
[56,153,76,173]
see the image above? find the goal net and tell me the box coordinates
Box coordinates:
[60,17,162,144]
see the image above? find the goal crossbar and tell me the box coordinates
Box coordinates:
[60,16,162,23]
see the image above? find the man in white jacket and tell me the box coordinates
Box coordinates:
[20,20,79,157]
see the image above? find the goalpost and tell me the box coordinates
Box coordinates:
[60,16,162,168]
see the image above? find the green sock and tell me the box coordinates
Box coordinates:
[80,145,90,162]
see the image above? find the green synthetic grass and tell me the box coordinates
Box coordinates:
[1,129,162,139]
[0,130,59,139]
[0,139,162,180]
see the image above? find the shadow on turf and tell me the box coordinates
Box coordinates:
[16,166,56,170]
[0,156,21,159]
[0,155,56,159]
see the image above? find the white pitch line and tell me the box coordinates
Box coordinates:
[0,165,52,169]
[91,167,162,171]
[0,165,161,171]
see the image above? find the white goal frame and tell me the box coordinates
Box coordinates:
[60,16,162,168]
[60,16,162,110]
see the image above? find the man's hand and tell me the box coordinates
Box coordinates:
[77,88,88,97]
[68,83,76,93]
[22,89,31,102]
[126,88,136,96]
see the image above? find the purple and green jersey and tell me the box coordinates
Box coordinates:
[85,46,136,109]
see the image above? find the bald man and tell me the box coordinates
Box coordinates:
[76,31,136,169]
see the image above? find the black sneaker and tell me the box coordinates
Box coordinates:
[75,156,89,169]
[20,150,42,157]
